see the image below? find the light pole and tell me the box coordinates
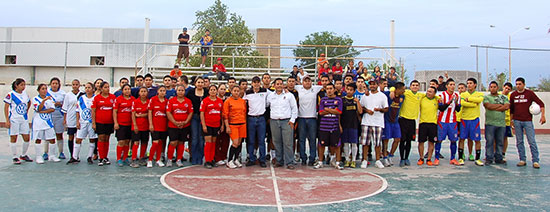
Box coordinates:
[489,25,530,82]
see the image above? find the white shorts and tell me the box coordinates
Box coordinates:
[76,122,98,139]
[9,120,30,136]
[52,116,65,134]
[33,128,56,141]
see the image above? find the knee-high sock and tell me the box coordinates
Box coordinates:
[404,140,412,160]
[122,146,129,160]
[132,144,139,160]
[435,142,442,160]
[140,142,148,159]
[22,141,30,156]
[343,144,351,161]
[73,143,81,160]
[458,148,464,160]
[167,145,175,160]
[35,143,43,157]
[450,142,457,160]
[204,142,215,162]
[149,142,158,161]
[103,142,110,159]
[116,146,123,161]
[351,143,358,161]
[156,142,162,161]
[87,143,95,158]
[49,143,57,157]
[57,139,64,154]
[9,143,17,158]
[176,143,185,160]
[68,139,74,156]
[228,146,235,162]
[399,140,406,159]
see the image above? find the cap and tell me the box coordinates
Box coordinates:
[303,75,311,80]
[183,27,188,31]
[217,57,223,61]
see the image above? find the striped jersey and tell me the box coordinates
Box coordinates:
[4,90,30,122]
[438,91,461,123]
[31,95,55,130]
[319,96,343,132]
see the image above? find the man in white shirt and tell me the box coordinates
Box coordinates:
[360,80,389,169]
[267,78,298,169]
[243,76,270,168]
[295,76,323,166]
[62,79,83,159]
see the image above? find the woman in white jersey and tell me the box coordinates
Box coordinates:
[67,82,97,164]
[62,79,82,162]
[47,77,67,160]
[3,78,32,164]
[32,84,60,164]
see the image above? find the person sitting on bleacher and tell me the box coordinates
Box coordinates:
[212,58,229,80]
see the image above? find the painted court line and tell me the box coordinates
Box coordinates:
[270,165,284,212]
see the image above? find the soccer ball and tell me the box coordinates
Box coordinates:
[529,103,541,115]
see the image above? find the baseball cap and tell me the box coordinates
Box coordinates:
[217,57,223,61]
[183,27,188,31]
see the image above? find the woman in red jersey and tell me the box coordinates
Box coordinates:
[147,85,168,168]
[166,85,193,167]
[200,85,224,168]
[214,84,230,165]
[113,84,134,166]
[91,81,116,166]
[130,87,150,168]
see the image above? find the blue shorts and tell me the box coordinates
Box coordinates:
[200,47,210,56]
[505,126,513,137]
[382,121,401,140]
[438,122,458,142]
[460,118,481,141]
[341,128,358,143]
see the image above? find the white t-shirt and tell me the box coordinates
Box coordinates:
[295,85,323,118]
[48,88,66,119]
[32,95,56,130]
[61,91,82,128]
[297,72,308,84]
[3,90,30,122]
[360,91,388,127]
[76,95,94,124]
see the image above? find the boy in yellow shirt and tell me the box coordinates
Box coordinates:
[458,78,484,166]
[393,80,425,166]
[418,86,439,166]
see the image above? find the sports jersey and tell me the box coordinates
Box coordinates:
[91,94,115,124]
[353,90,366,101]
[319,96,343,131]
[438,91,461,123]
[384,91,403,123]
[399,89,426,120]
[76,94,94,124]
[3,90,30,122]
[460,91,484,121]
[132,99,149,131]
[222,97,246,124]
[61,91,82,128]
[31,95,55,130]
[148,96,168,132]
[200,97,223,128]
[166,97,193,128]
[48,88,66,118]
[420,96,439,124]
[341,96,359,129]
[113,95,134,126]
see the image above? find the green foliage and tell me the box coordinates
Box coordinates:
[489,71,508,91]
[538,75,550,91]
[293,31,359,67]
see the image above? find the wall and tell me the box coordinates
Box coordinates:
[256,28,281,68]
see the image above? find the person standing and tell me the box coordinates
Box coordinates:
[214,84,230,165]
[341,83,362,168]
[501,82,513,161]
[147,86,168,168]
[200,29,213,68]
[382,82,405,167]
[395,80,425,166]
[314,83,344,170]
[91,82,116,166]
[243,76,269,168]
[47,77,67,160]
[166,85,193,167]
[359,80,389,169]
[200,85,224,168]
[68,82,98,165]
[186,77,208,165]
[418,86,439,166]
[437,78,461,166]
[483,81,509,165]
[295,76,323,166]
[62,79,83,160]
[223,86,247,169]
[129,87,150,168]
[112,84,134,166]
[458,78,484,166]
[4,78,32,164]
[176,27,190,67]
[32,84,59,164]
[510,77,546,168]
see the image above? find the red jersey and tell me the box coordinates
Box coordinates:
[200,97,223,128]
[332,66,343,74]
[213,64,226,73]
[132,99,149,131]
[167,97,193,128]
[113,95,134,126]
[148,96,168,132]
[91,94,115,124]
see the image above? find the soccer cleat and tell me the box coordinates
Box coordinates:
[375,160,384,169]
[361,160,368,169]
[12,158,21,165]
[468,154,475,161]
[36,156,44,164]
[417,159,424,166]
[336,162,344,170]
[458,159,465,166]
[533,162,540,169]
[434,159,440,166]
[405,159,411,166]
[19,155,33,162]
[399,160,406,167]
[517,161,526,167]
[59,152,66,160]
[117,160,124,167]
[130,160,139,168]
[166,160,173,167]
[176,160,184,167]
[43,153,49,161]
[123,159,130,166]
[156,160,165,167]
[313,161,323,169]
[350,161,356,168]
[147,161,153,168]
[139,158,147,166]
[49,155,61,162]
[104,158,111,165]
[87,157,93,165]
[474,159,484,166]
[234,159,242,168]
[226,160,237,169]
[345,161,351,167]
[98,159,104,166]
[66,158,79,165]
[426,160,433,166]
[450,159,459,165]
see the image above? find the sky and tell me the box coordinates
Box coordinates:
[1,0,549,85]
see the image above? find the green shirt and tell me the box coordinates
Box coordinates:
[483,94,509,127]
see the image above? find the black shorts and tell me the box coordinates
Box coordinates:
[67,127,77,135]
[116,125,132,140]
[203,126,220,136]
[132,131,150,143]
[96,123,114,135]
[318,130,341,147]
[168,127,190,142]
[151,131,168,141]
[418,123,437,143]
[399,117,416,142]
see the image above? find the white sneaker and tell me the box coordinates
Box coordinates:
[166,160,173,167]
[388,156,394,165]
[216,160,226,166]
[176,160,184,167]
[156,160,165,167]
[361,160,368,169]
[36,156,44,164]
[227,160,237,169]
[234,159,242,168]
[147,161,153,168]
[382,158,391,167]
[375,160,385,169]
[330,156,337,168]
[49,155,60,162]
[313,161,323,169]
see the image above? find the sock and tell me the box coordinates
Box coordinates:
[404,140,411,160]
[502,152,506,157]
[476,149,481,160]
[49,143,57,157]
[9,143,17,158]
[122,146,129,160]
[235,146,242,161]
[22,142,30,156]
[140,142,148,159]
[176,143,185,160]
[270,150,276,159]
[73,143,81,160]
[228,146,235,161]
[43,141,48,154]
[399,140,405,159]
[57,139,64,154]
[97,141,104,159]
[68,139,74,156]
[149,142,158,161]
[103,141,110,159]
[156,142,162,161]
[435,142,441,160]
[88,143,96,158]
[116,146,123,161]
[450,142,457,160]
[351,144,358,162]
[35,143,43,157]
[458,148,464,160]
[343,144,351,161]
[132,144,139,160]
[204,142,212,162]
[167,145,175,160]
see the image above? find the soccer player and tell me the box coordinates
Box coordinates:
[62,79,82,161]
[113,84,134,166]
[314,83,344,170]
[396,80,425,166]
[501,82,513,161]
[47,77,67,160]
[33,84,59,163]
[383,82,405,167]
[458,78,484,166]
[92,81,115,166]
[4,78,32,164]
[201,85,224,169]
[147,86,169,168]
[341,83,362,168]
[360,80,389,169]
[166,85,193,167]
[418,86,439,166]
[223,86,247,169]
[68,82,97,164]
[130,87,150,168]
[483,81,509,165]
[456,83,472,160]
[214,84,230,165]
[437,78,461,165]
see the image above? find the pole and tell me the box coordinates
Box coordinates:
[63,42,68,84]
[475,46,478,75]
[232,52,235,77]
[508,35,512,82]
[390,20,395,67]
[144,18,150,73]
[486,47,489,91]
[268,45,271,73]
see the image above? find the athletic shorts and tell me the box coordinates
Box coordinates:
[505,126,513,137]
[341,128,358,143]
[382,121,401,140]
[460,118,481,141]
[438,122,458,142]
[132,131,150,143]
[398,117,416,142]
[229,124,246,140]
[200,47,210,56]
[203,126,221,136]
[168,127,190,142]
[8,120,30,136]
[151,131,168,141]
[318,130,341,147]
[52,116,64,134]
[67,127,77,136]
[95,123,114,135]
[418,123,438,143]
[361,125,383,146]
[177,46,189,59]
[116,125,132,140]
[76,122,98,139]
[33,128,55,141]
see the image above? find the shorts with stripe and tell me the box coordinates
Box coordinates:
[9,120,30,136]
[438,122,458,142]
[360,125,383,146]
[460,118,481,141]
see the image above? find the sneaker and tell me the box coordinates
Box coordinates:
[360,160,368,169]
[98,159,104,166]
[166,160,173,167]
[313,161,323,169]
[176,160,184,167]
[426,160,433,166]
[36,156,44,164]
[485,160,493,166]
[216,160,226,166]
[156,160,165,167]
[87,157,93,164]
[294,154,301,163]
[336,162,344,170]
[433,159,440,166]
[49,155,61,162]
[130,160,139,168]
[19,155,33,162]
[375,160,384,169]
[67,158,79,165]
[458,159,465,166]
[468,154,475,161]
[246,161,255,167]
[139,158,147,166]
[205,162,213,169]
[234,159,242,168]
[12,158,21,165]
[123,159,130,166]
[450,159,459,165]
[533,162,540,169]
[399,160,405,167]
[59,152,66,159]
[475,159,484,166]
[103,158,110,165]
[287,165,296,170]
[117,160,124,167]
[388,155,394,165]
[351,161,356,168]
[345,161,351,167]
[43,153,49,161]
[382,158,391,167]
[147,161,153,168]
[405,159,411,166]
[517,161,526,167]
[502,156,507,163]
[495,160,507,165]
[227,160,237,169]
[260,161,267,168]
[417,159,424,166]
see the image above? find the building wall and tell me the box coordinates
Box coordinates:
[255,28,281,68]
[415,70,482,91]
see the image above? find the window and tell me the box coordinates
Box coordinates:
[90,56,105,65]
[5,55,16,64]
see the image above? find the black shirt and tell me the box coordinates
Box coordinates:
[437,83,446,92]
[178,33,190,44]
[341,96,359,129]
[185,88,207,114]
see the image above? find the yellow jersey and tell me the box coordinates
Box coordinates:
[420,96,439,124]
[460,91,484,120]
[499,92,511,126]
[399,89,426,120]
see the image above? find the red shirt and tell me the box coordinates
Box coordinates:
[132,99,149,131]
[200,97,223,128]
[213,64,226,73]
[148,96,168,132]
[167,97,193,128]
[510,89,545,121]
[92,94,115,124]
[332,66,343,74]
[113,95,134,126]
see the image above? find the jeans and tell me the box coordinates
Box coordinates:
[270,119,294,165]
[513,120,539,163]
[298,118,317,163]
[190,114,205,165]
[217,72,229,80]
[485,125,504,162]
[247,116,266,163]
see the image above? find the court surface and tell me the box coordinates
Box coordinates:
[0,128,548,212]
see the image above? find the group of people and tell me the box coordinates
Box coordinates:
[4,61,546,170]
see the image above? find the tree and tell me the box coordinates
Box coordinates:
[293,31,359,67]
[189,0,267,69]
[488,71,508,91]
[538,75,550,91]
